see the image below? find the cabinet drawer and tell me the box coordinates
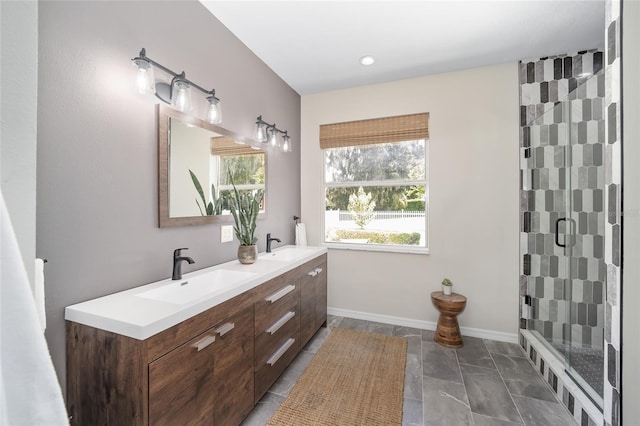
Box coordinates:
[212,305,254,383]
[255,335,300,403]
[255,306,300,366]
[255,277,300,335]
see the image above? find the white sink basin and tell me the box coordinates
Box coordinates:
[136,269,256,305]
[260,247,318,262]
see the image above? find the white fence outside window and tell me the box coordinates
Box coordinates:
[334,209,425,221]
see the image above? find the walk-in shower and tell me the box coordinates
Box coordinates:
[519,51,605,424]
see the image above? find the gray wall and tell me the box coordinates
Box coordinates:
[37,1,301,392]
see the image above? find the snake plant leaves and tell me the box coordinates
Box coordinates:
[189,169,222,216]
[229,171,264,245]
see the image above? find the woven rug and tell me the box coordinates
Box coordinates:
[267,328,407,426]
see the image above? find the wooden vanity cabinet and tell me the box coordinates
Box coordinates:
[66,252,328,426]
[67,295,255,426]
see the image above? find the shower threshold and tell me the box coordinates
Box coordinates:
[520,329,603,425]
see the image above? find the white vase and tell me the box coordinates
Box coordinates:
[442,285,452,295]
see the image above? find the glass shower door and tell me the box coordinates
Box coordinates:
[562,73,606,407]
[523,71,605,408]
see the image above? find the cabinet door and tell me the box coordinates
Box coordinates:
[299,269,317,346]
[212,306,254,426]
[314,262,328,329]
[149,327,217,426]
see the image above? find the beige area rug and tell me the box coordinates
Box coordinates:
[267,328,407,426]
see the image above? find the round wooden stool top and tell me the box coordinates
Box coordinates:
[431,291,467,348]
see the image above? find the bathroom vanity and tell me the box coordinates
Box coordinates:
[65,246,327,426]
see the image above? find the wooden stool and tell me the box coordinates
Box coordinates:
[431,291,467,348]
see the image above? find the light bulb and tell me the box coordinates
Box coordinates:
[136,68,150,94]
[282,135,292,153]
[269,128,279,147]
[132,58,154,95]
[172,80,192,112]
[254,122,267,143]
[206,97,221,124]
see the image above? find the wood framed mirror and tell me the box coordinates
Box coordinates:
[158,104,267,227]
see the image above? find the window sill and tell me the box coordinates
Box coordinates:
[324,242,429,255]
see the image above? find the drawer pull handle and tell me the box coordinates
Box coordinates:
[193,335,215,352]
[216,322,235,336]
[266,311,295,335]
[314,267,323,274]
[266,284,296,303]
[267,338,295,366]
[308,270,317,277]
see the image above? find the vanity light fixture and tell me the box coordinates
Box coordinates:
[253,115,292,152]
[131,48,222,124]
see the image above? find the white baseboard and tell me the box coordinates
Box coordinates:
[327,307,518,344]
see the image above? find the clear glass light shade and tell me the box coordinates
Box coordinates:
[269,128,280,147]
[254,122,268,143]
[282,135,292,153]
[206,97,222,124]
[132,59,155,95]
[171,80,192,112]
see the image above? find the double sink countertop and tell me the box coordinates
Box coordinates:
[65,245,327,340]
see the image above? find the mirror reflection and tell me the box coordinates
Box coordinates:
[158,105,266,227]
[169,118,265,217]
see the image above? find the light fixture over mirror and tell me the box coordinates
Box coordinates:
[132,48,222,124]
[253,115,292,153]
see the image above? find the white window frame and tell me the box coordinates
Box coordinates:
[322,139,430,254]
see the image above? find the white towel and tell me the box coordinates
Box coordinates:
[0,191,69,425]
[35,258,46,331]
[295,223,307,246]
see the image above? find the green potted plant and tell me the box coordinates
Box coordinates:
[441,278,453,296]
[228,171,264,264]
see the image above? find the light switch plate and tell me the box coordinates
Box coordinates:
[221,225,234,243]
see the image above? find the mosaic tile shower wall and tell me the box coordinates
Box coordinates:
[603,0,622,424]
[519,50,606,353]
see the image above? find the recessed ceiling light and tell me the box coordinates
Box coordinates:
[360,55,375,66]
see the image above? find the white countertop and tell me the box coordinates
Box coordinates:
[65,245,327,340]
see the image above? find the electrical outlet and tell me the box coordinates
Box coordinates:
[221,225,234,243]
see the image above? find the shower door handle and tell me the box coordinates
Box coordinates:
[555,218,576,248]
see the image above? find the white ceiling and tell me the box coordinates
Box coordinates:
[200,1,605,95]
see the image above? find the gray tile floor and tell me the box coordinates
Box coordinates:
[242,316,577,426]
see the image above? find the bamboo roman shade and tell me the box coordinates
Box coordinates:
[319,113,429,149]
[210,136,261,156]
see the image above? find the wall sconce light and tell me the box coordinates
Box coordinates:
[254,115,292,153]
[131,48,222,124]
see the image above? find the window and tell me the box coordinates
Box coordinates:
[321,113,429,252]
[210,136,265,212]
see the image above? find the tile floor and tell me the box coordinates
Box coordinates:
[242,316,577,426]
